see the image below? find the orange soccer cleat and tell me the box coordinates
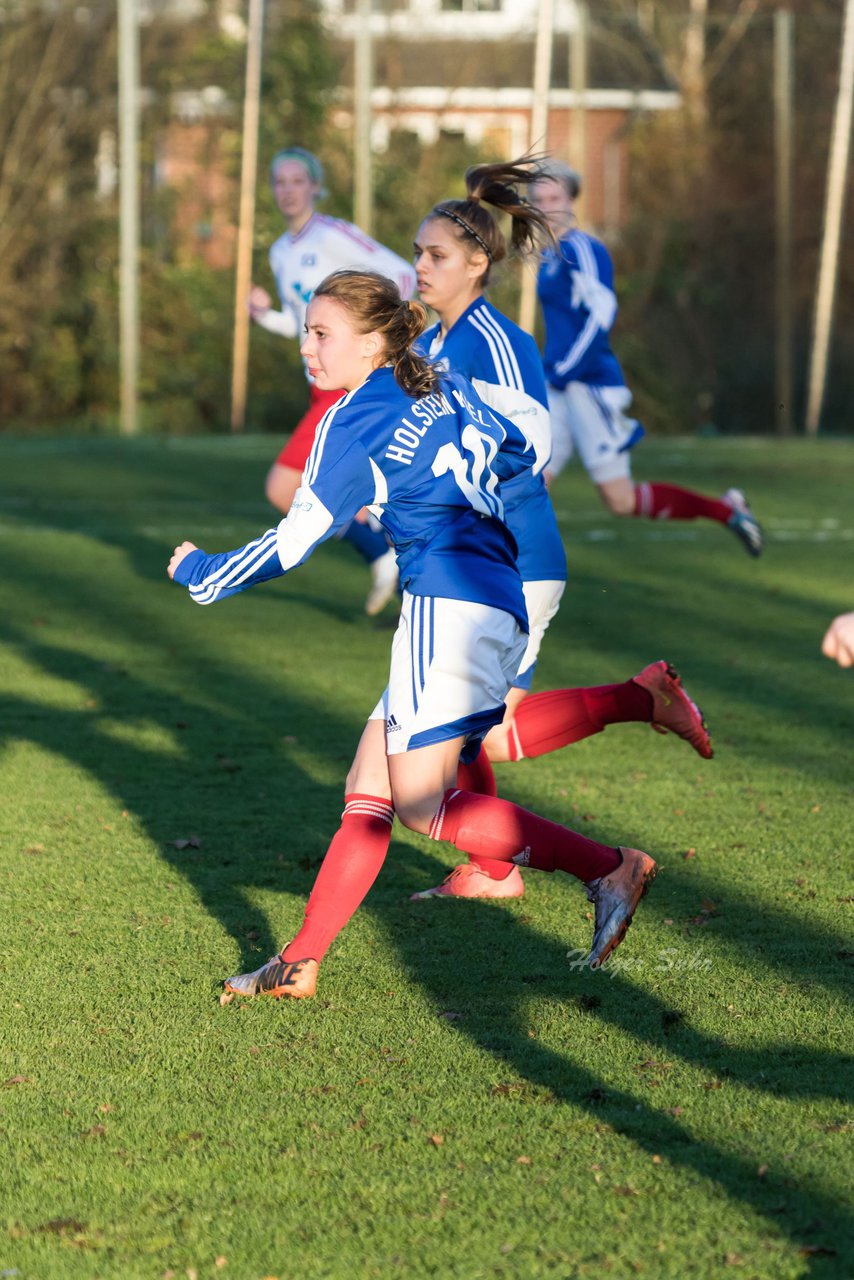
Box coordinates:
[410,862,525,900]
[633,660,713,760]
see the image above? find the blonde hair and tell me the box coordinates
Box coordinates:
[313,270,439,398]
[534,159,582,200]
[428,157,556,286]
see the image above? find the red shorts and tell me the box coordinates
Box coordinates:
[274,385,346,471]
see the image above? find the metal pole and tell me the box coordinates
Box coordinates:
[230,0,265,432]
[118,0,139,436]
[570,0,588,208]
[774,6,794,435]
[805,0,854,435]
[353,0,373,233]
[518,0,554,334]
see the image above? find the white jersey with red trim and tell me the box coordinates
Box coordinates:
[262,214,416,355]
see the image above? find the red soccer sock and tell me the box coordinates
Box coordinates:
[281,794,394,963]
[634,482,731,524]
[430,789,621,883]
[508,682,653,761]
[456,749,514,880]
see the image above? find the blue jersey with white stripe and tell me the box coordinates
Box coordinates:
[538,230,625,390]
[173,368,532,629]
[418,298,566,584]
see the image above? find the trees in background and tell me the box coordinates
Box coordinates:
[611,0,852,434]
[0,0,851,434]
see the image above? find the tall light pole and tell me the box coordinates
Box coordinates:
[805,0,854,435]
[118,0,139,436]
[230,0,265,432]
[353,0,374,233]
[569,0,588,211]
[518,0,554,334]
[774,6,794,436]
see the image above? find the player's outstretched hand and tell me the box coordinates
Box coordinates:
[168,541,198,580]
[821,611,854,668]
[248,285,272,318]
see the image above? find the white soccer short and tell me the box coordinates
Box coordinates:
[514,579,566,690]
[547,381,643,484]
[370,593,527,757]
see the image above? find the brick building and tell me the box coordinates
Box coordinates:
[320,0,680,230]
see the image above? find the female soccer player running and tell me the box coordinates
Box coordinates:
[250,146,415,613]
[168,270,658,1000]
[531,160,763,557]
[409,160,711,901]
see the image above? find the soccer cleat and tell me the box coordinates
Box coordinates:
[222,955,318,1001]
[585,847,657,969]
[365,547,400,616]
[410,862,525,900]
[723,488,763,557]
[633,660,713,759]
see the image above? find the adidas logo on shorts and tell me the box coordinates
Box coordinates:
[386,714,402,733]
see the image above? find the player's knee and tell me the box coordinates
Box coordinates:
[597,482,636,516]
[393,795,439,836]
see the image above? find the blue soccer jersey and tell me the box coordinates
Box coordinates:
[538,230,625,390]
[418,298,566,585]
[173,368,533,630]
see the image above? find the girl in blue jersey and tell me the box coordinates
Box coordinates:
[408,161,712,901]
[168,269,657,1000]
[532,160,763,556]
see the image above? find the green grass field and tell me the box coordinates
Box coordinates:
[1,434,852,1280]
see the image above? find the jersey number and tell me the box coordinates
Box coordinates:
[431,423,501,517]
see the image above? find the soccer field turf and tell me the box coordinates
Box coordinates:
[0,434,851,1279]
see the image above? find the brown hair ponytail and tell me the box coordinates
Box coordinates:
[313,271,439,398]
[428,155,556,285]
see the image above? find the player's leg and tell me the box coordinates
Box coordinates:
[396,758,656,968]
[632,480,762,555]
[475,578,710,765]
[428,576,708,900]
[499,663,712,762]
[223,593,478,999]
[574,386,763,554]
[543,384,575,485]
[223,718,395,1001]
[435,580,565,895]
[389,596,656,962]
[264,386,340,515]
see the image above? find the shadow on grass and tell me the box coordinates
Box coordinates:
[2,442,852,1274]
[365,879,853,1276]
[4,600,850,1273]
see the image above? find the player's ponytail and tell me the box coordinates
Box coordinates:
[314,271,439,398]
[428,155,556,286]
